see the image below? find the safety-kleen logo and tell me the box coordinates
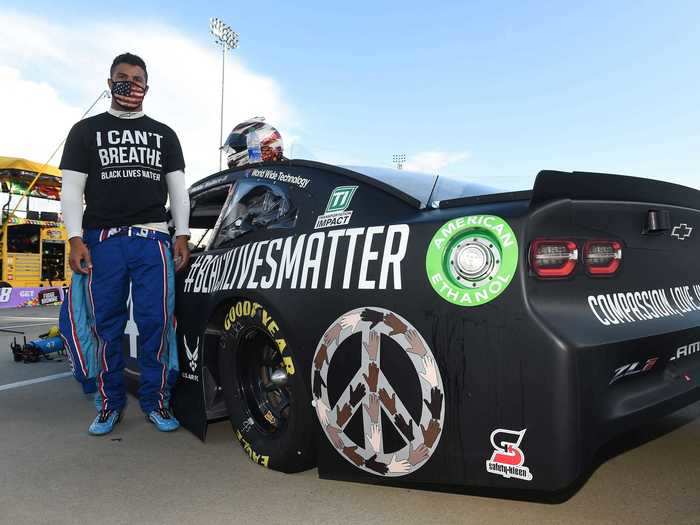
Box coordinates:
[485,428,533,481]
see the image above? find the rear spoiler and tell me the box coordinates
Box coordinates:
[531,170,700,211]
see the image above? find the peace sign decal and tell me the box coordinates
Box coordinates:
[312,307,445,477]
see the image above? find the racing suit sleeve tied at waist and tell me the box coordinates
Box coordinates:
[58,270,179,394]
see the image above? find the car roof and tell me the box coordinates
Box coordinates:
[188,160,508,209]
[341,165,502,209]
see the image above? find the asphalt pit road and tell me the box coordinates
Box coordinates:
[326,331,362,409]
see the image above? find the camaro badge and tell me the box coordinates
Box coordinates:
[486,428,533,481]
[311,307,445,477]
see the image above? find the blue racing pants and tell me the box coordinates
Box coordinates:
[83,227,176,414]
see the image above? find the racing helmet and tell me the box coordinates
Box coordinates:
[221,117,284,168]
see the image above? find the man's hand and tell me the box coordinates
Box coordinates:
[421,419,441,448]
[364,454,388,475]
[379,388,396,415]
[394,413,414,441]
[173,236,190,272]
[336,402,352,427]
[323,322,342,346]
[363,362,379,393]
[68,237,92,274]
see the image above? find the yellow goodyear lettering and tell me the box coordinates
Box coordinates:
[235,430,270,468]
[224,301,262,330]
[282,356,295,376]
[225,302,295,376]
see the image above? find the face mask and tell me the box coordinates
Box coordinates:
[111,80,146,109]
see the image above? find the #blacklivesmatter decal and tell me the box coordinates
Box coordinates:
[486,428,533,481]
[183,225,409,293]
[96,130,165,182]
[315,186,358,229]
[311,307,445,477]
[588,283,700,326]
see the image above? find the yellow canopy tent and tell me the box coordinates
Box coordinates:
[0,157,61,178]
[0,156,62,201]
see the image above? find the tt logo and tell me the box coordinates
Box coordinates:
[325,186,357,213]
[671,223,693,241]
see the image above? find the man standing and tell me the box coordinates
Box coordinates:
[60,53,191,435]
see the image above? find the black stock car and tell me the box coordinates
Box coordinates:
[169,160,700,498]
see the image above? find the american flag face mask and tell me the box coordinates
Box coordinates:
[111,80,146,109]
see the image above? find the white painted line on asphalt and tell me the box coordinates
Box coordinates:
[0,322,60,330]
[0,372,73,392]
[0,316,58,321]
[0,317,60,321]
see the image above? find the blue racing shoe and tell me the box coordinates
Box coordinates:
[88,409,122,436]
[146,408,180,432]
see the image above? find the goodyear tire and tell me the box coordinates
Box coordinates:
[218,299,315,473]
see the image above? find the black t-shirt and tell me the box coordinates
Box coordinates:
[59,112,185,228]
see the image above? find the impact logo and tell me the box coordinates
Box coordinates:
[671,223,693,241]
[315,186,358,229]
[486,428,533,481]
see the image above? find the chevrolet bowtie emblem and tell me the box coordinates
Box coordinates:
[671,223,693,241]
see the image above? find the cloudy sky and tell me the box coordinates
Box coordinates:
[2,1,699,193]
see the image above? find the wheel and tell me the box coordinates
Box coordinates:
[218,300,316,473]
[0,282,11,288]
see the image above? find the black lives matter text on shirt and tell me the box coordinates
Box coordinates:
[59,112,185,229]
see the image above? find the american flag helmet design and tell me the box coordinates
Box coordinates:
[222,117,284,168]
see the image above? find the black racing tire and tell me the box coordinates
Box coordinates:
[218,299,316,473]
[0,282,11,288]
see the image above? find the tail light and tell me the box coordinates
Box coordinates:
[529,240,578,278]
[583,240,622,275]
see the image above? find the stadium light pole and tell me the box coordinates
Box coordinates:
[210,17,239,172]
[392,153,406,170]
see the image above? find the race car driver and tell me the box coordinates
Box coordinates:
[59,52,190,435]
